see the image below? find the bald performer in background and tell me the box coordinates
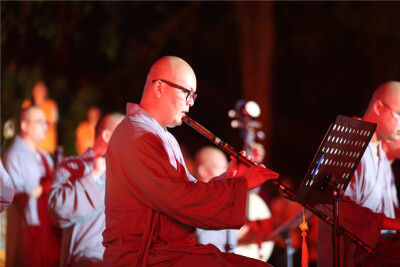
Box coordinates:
[3,106,60,266]
[194,146,238,252]
[317,81,400,267]
[49,112,124,266]
[102,56,279,266]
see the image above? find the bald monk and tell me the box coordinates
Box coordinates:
[3,106,60,266]
[48,112,124,266]
[195,146,230,184]
[194,146,239,252]
[317,81,400,267]
[102,56,279,266]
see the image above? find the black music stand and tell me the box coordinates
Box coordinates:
[294,115,376,267]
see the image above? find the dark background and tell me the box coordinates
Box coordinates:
[2,1,400,191]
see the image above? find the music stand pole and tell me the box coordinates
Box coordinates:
[329,176,344,267]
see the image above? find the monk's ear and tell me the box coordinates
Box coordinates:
[20,120,28,134]
[372,100,383,116]
[101,129,112,143]
[153,80,164,98]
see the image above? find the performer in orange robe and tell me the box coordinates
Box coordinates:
[22,80,59,154]
[75,106,101,155]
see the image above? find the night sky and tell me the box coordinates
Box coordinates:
[2,1,400,190]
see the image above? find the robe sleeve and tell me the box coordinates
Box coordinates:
[48,158,104,228]
[109,131,247,230]
[0,161,14,212]
[4,152,30,194]
[340,161,384,248]
[339,197,383,248]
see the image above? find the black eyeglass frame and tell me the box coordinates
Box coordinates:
[381,101,400,118]
[152,79,197,102]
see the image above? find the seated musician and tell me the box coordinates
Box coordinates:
[102,55,279,266]
[317,81,400,266]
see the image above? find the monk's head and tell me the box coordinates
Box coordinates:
[140,56,197,129]
[19,106,48,145]
[87,106,101,125]
[93,112,125,157]
[195,146,228,183]
[32,81,48,105]
[363,81,400,142]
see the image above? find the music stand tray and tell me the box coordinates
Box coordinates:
[294,115,376,204]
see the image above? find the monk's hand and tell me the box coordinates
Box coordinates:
[225,150,253,178]
[31,184,43,198]
[92,156,106,181]
[249,142,266,164]
[243,164,279,190]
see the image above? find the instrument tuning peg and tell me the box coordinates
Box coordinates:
[244,101,261,118]
[257,131,265,140]
[228,109,237,119]
[231,120,241,129]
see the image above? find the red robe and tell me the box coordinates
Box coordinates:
[103,103,269,266]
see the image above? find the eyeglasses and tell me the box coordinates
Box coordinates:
[152,79,197,102]
[27,119,48,125]
[381,101,400,118]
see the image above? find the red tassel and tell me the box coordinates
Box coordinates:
[299,207,309,267]
[301,231,309,267]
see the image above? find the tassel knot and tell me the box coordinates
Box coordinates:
[299,207,309,267]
